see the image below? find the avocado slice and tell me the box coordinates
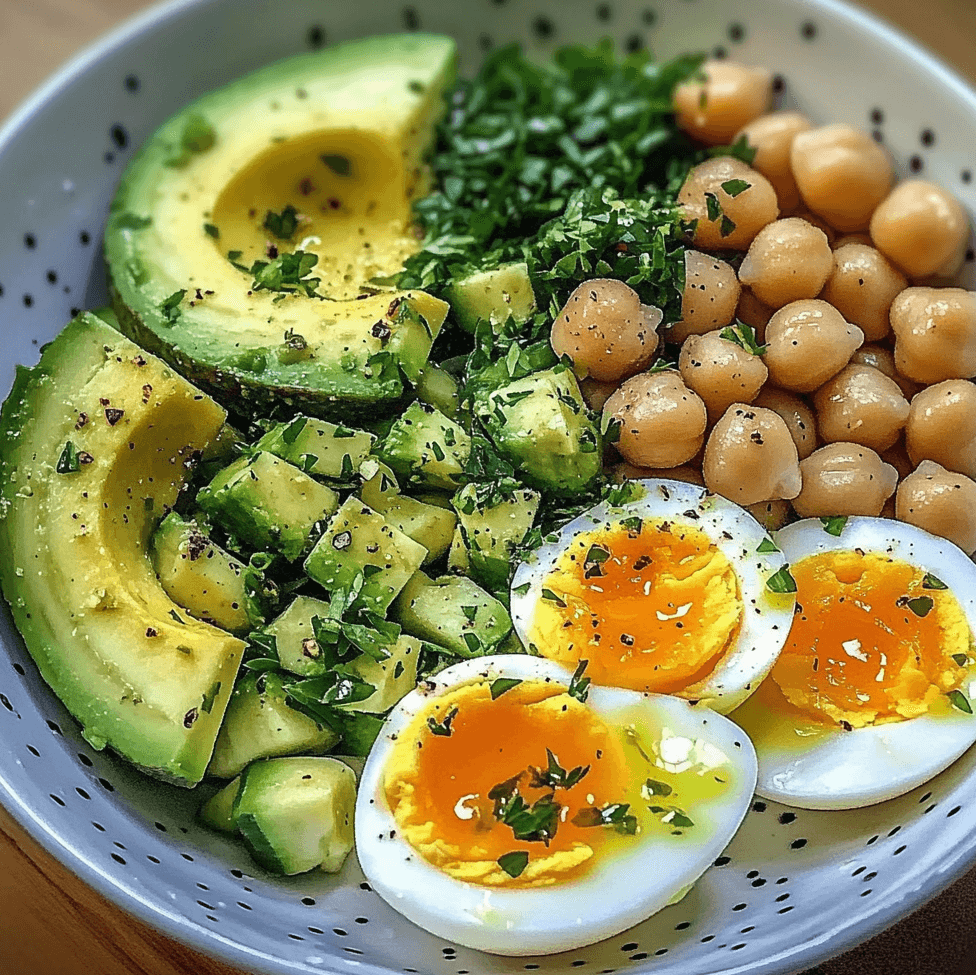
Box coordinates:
[0,311,245,786]
[105,34,457,416]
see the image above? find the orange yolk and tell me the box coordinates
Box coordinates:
[771,551,971,728]
[527,519,743,694]
[383,680,635,888]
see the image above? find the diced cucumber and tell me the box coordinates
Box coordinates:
[255,416,375,482]
[150,512,252,634]
[198,775,242,833]
[374,401,470,492]
[393,571,512,657]
[233,756,357,875]
[304,497,428,614]
[360,460,456,565]
[208,671,338,779]
[197,451,339,561]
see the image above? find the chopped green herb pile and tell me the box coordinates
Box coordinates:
[399,41,706,320]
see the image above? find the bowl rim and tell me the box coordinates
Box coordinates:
[1,0,976,972]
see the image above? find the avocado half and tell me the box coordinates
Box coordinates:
[105,34,457,418]
[0,311,245,786]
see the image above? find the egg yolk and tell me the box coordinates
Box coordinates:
[527,519,743,694]
[383,680,635,888]
[770,551,972,728]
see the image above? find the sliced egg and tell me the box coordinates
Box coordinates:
[731,516,976,810]
[509,479,795,713]
[355,655,757,956]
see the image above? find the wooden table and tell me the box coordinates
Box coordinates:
[2,2,976,974]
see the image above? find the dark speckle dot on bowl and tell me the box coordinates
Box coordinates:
[801,21,817,40]
[920,128,935,147]
[110,125,129,149]
[909,154,924,173]
[124,74,140,92]
[871,107,884,124]
[729,22,744,42]
[306,24,325,48]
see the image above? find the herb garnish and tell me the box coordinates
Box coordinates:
[948,689,973,714]
[568,659,591,703]
[490,677,523,700]
[572,802,638,834]
[923,573,948,590]
[263,204,300,241]
[766,566,797,594]
[719,320,767,356]
[427,706,459,737]
[497,851,529,878]
[530,748,589,790]
[819,516,848,537]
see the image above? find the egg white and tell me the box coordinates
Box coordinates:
[731,516,976,810]
[509,479,795,714]
[355,654,757,956]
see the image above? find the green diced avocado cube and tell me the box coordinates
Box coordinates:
[393,571,512,657]
[449,482,540,581]
[339,634,420,714]
[207,671,338,779]
[476,367,601,494]
[445,263,537,334]
[233,756,356,875]
[255,416,375,482]
[150,511,253,634]
[374,401,470,492]
[360,460,456,566]
[197,451,339,561]
[198,775,242,833]
[304,497,428,614]
[414,363,460,418]
[264,595,332,678]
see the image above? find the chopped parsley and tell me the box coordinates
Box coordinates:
[489,677,523,700]
[497,850,529,878]
[263,204,300,241]
[427,706,459,737]
[766,566,797,594]
[819,516,848,537]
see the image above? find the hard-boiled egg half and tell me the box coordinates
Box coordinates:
[356,655,757,955]
[731,516,976,810]
[509,480,796,714]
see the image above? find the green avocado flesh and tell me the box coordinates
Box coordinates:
[105,34,457,416]
[0,312,245,786]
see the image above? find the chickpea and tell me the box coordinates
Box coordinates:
[667,250,741,344]
[819,243,907,342]
[747,498,793,531]
[673,60,773,146]
[889,287,976,384]
[764,299,864,393]
[579,377,619,413]
[896,461,976,556]
[702,404,802,505]
[550,279,662,384]
[789,208,837,245]
[735,110,813,212]
[737,217,833,308]
[881,439,915,479]
[603,371,707,469]
[790,125,894,232]
[735,287,774,343]
[905,379,976,479]
[869,180,970,280]
[812,364,909,453]
[793,443,898,518]
[753,385,818,459]
[611,461,705,487]
[678,331,768,423]
[850,344,920,400]
[833,233,873,248]
[678,157,779,251]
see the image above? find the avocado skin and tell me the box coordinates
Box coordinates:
[0,311,244,786]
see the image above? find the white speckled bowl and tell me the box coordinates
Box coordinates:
[1,1,975,973]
